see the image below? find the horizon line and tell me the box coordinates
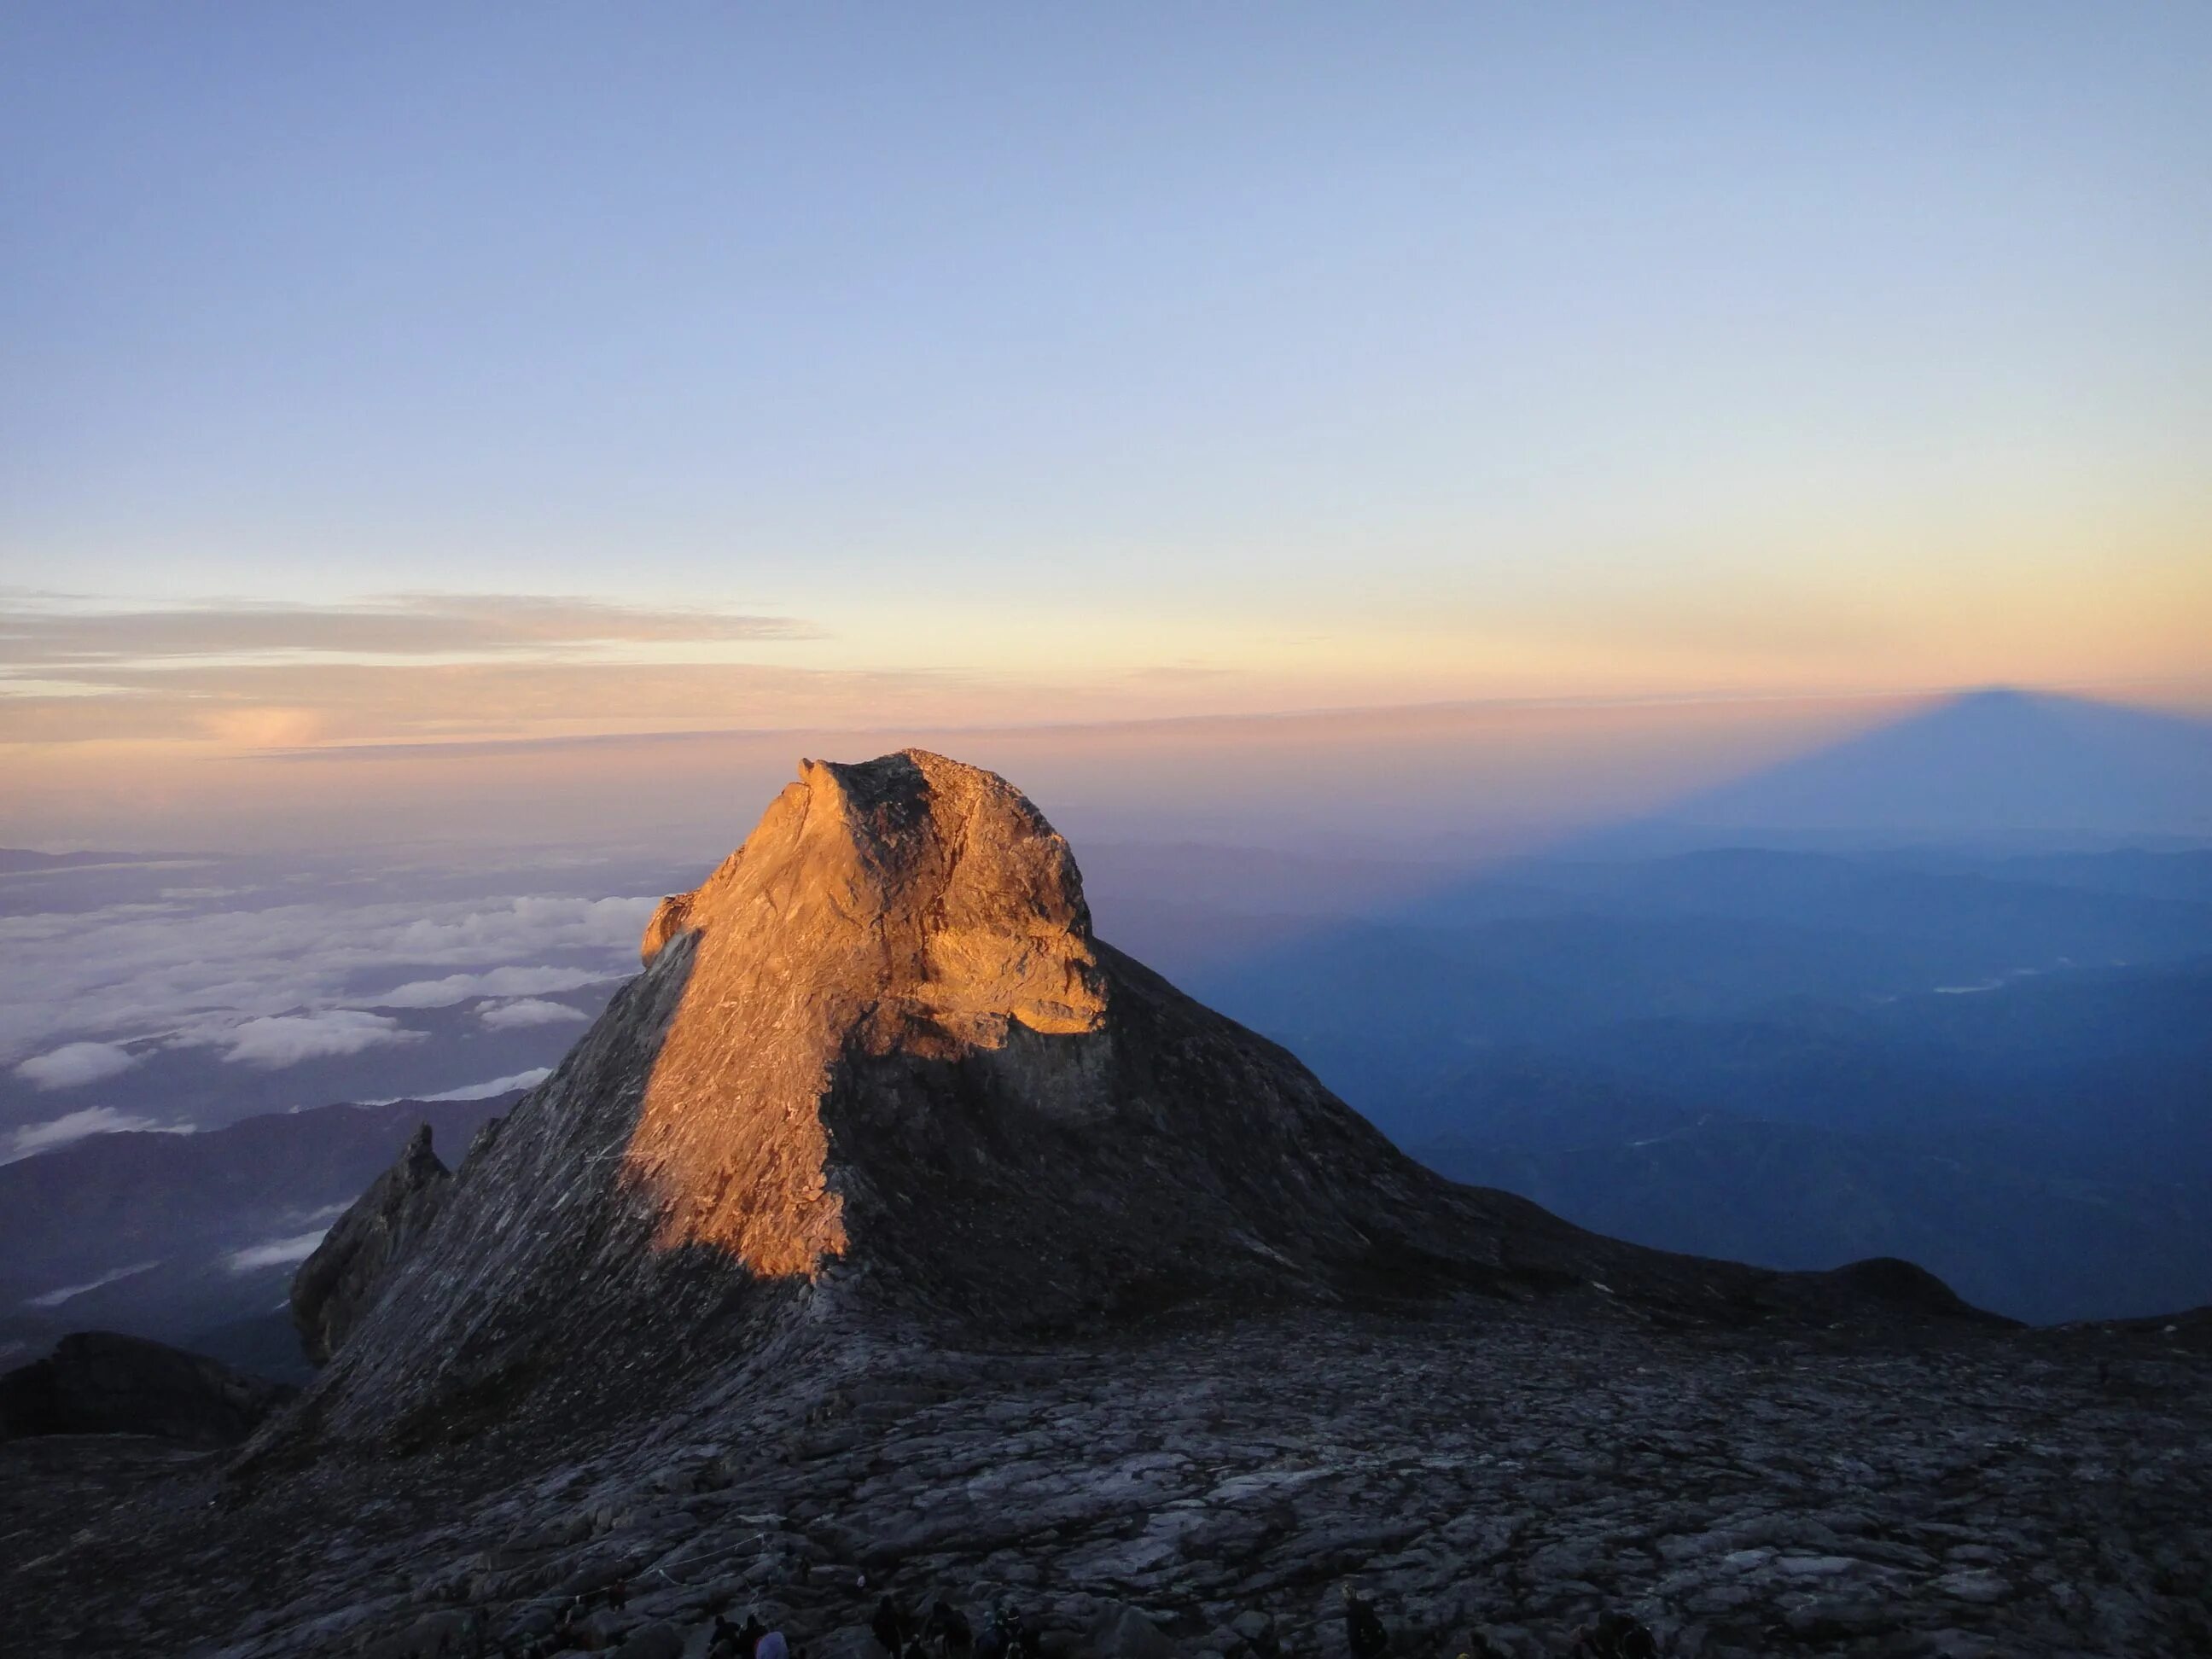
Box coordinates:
[220,674,2212,766]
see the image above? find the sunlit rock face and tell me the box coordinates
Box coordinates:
[273,750,1993,1452]
[626,752,1106,1276]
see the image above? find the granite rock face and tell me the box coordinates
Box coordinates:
[0,1330,294,1447]
[269,751,1994,1457]
[290,1123,455,1366]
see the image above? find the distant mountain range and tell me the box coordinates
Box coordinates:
[0,1096,512,1378]
[1157,845,2212,1324]
[1407,958,2212,1324]
[1168,845,2212,1114]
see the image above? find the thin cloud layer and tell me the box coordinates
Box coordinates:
[478,998,589,1029]
[406,1068,552,1103]
[206,1011,423,1069]
[0,592,850,748]
[0,592,812,670]
[4,1107,195,1162]
[226,1229,332,1272]
[0,658,963,748]
[26,1260,163,1307]
[0,889,656,1060]
[13,1039,139,1091]
[368,965,612,1009]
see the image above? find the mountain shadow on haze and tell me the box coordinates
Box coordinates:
[1148,691,2212,1324]
[0,1098,515,1380]
[1643,687,2212,847]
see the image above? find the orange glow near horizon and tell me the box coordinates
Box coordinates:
[0,683,2133,855]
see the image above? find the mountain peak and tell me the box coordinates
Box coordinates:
[626,750,1106,1278]
[641,748,1103,1037]
[276,752,1997,1452]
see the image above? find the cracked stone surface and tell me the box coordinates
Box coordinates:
[5,1303,2207,1656]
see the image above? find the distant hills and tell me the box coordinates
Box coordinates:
[0,1096,512,1378]
[1409,958,2212,1324]
[1160,846,2212,1324]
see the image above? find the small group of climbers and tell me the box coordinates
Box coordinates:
[486,1575,1655,1657]
[495,1579,638,1656]
[872,1591,1037,1659]
[1349,1580,1656,1659]
[709,1610,795,1659]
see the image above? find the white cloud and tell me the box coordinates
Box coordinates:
[0,891,655,1061]
[216,1010,423,1069]
[225,1230,331,1272]
[26,1260,162,1307]
[408,1067,551,1103]
[4,1107,195,1162]
[377,896,654,961]
[477,998,589,1030]
[369,965,608,1009]
[13,1039,139,1091]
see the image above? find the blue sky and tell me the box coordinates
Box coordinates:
[3,3,2208,765]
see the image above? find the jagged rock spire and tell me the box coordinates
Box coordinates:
[289,1124,451,1365]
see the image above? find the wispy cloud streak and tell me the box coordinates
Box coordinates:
[0,593,813,671]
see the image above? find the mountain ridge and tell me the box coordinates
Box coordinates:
[271,751,1998,1461]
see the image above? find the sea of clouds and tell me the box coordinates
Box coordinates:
[0,847,685,1157]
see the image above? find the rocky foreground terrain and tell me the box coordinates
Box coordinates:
[5,1301,2209,1657]
[5,752,2209,1656]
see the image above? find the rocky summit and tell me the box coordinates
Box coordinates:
[3,751,2209,1657]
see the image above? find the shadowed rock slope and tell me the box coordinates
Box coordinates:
[289,1123,455,1366]
[276,751,1988,1457]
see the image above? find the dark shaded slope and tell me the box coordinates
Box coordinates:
[0,1331,294,1447]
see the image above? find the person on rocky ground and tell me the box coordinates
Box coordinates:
[1342,1583,1389,1659]
[707,1613,745,1657]
[925,1596,973,1656]
[606,1579,630,1613]
[873,1594,909,1656]
[757,1626,791,1659]
[1568,1610,1656,1657]
[975,1607,1008,1659]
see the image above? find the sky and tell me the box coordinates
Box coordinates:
[3,3,2209,845]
